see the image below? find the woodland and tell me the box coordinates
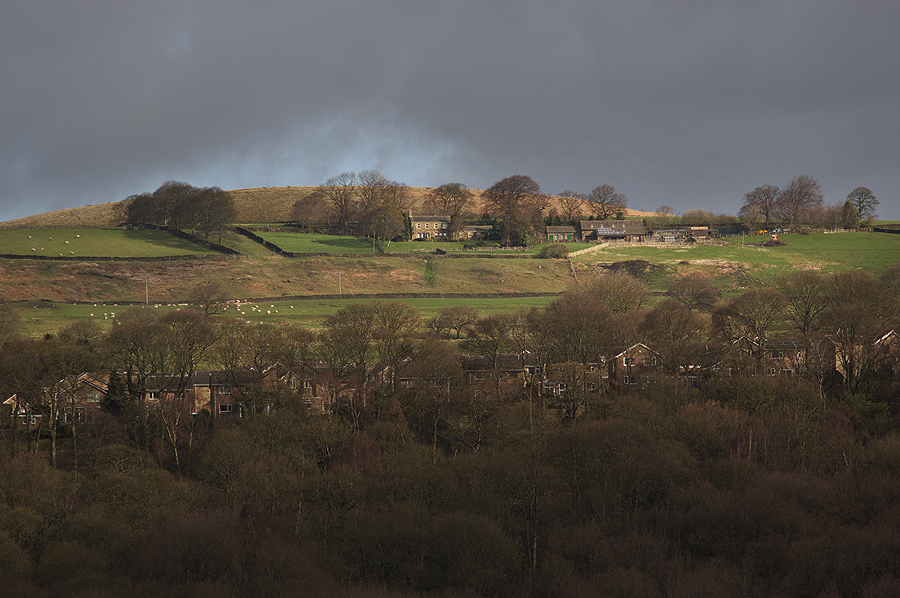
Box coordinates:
[1,261,900,597]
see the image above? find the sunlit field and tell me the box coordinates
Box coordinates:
[0,228,216,258]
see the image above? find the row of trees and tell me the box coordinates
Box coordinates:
[123,181,237,242]
[294,172,632,246]
[739,176,879,230]
[292,171,413,241]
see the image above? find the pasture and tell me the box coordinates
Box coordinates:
[15,295,558,337]
[574,231,900,286]
[253,231,377,254]
[0,228,217,258]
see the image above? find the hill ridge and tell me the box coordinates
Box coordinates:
[0,186,660,229]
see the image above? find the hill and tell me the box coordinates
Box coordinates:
[0,186,660,228]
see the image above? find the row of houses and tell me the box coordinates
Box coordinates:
[548,221,712,243]
[408,214,711,243]
[7,331,896,428]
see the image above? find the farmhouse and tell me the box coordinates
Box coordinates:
[580,220,647,242]
[545,226,577,242]
[409,215,451,240]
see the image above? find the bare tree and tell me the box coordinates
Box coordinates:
[775,270,831,335]
[775,176,824,229]
[587,271,650,315]
[846,186,879,223]
[355,171,409,242]
[292,189,331,231]
[426,182,473,217]
[183,186,236,242]
[587,185,628,220]
[318,172,358,234]
[189,281,231,316]
[557,190,586,222]
[739,185,779,228]
[484,175,544,246]
[713,288,786,345]
[668,272,720,312]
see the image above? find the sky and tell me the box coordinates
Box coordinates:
[3,0,898,222]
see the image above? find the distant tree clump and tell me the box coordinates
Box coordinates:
[124,181,235,242]
[774,175,824,228]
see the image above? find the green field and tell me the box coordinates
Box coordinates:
[0,228,217,258]
[574,231,900,286]
[16,295,557,336]
[254,232,377,253]
[5,229,899,337]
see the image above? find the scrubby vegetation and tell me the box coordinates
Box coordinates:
[1,260,899,596]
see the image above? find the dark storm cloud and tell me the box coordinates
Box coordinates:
[2,0,898,221]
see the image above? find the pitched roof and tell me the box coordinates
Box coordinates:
[580,220,646,235]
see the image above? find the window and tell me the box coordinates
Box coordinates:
[624,357,637,366]
[416,223,421,228]
[425,223,430,228]
[219,404,233,414]
[289,379,297,389]
[148,391,159,400]
[623,375,632,385]
[643,356,657,366]
[304,380,313,388]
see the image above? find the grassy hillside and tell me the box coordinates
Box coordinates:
[0,186,661,228]
[0,228,219,258]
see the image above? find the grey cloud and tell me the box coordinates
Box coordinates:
[1,0,898,221]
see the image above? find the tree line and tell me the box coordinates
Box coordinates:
[739,176,880,231]
[292,172,632,246]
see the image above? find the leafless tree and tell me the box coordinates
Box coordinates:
[189,281,231,316]
[292,189,331,231]
[668,272,720,312]
[775,176,824,229]
[557,190,586,221]
[484,175,544,246]
[587,270,650,315]
[739,185,779,228]
[587,185,628,220]
[713,288,786,346]
[775,270,831,335]
[426,182,473,217]
[317,172,358,234]
[846,186,879,223]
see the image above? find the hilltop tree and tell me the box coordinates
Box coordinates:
[484,175,544,246]
[426,182,474,239]
[587,184,628,220]
[846,186,879,223]
[775,175,823,228]
[740,185,779,228]
[183,186,236,242]
[317,172,358,234]
[355,170,410,242]
[426,182,473,217]
[292,189,331,231]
